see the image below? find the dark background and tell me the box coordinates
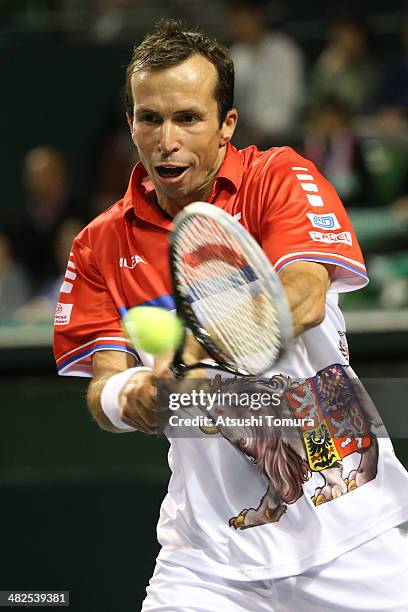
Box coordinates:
[1,347,407,611]
[1,1,408,610]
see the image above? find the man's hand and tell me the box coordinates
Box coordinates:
[88,350,170,434]
[119,368,160,433]
[88,333,209,434]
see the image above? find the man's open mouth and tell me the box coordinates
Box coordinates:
[156,166,188,178]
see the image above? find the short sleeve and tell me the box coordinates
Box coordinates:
[53,233,138,377]
[257,150,369,293]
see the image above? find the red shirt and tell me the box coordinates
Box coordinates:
[54,144,367,376]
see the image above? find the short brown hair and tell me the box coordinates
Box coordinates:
[125,19,234,126]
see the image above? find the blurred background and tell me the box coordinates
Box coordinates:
[1,0,407,609]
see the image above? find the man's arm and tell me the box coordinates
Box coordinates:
[278,260,331,337]
[87,350,158,434]
[87,334,206,434]
[87,261,329,434]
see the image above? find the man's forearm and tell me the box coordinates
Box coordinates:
[87,350,141,432]
[279,262,330,337]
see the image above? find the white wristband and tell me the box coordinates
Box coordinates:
[101,367,152,431]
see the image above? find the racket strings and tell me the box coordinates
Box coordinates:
[173,215,282,374]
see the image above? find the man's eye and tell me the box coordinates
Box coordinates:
[180,114,198,123]
[140,114,160,124]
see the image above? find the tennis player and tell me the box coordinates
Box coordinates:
[54,19,408,611]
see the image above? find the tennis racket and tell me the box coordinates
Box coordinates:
[169,202,293,378]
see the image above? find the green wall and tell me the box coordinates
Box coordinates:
[2,44,131,208]
[0,376,169,611]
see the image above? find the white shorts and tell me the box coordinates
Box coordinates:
[141,524,408,611]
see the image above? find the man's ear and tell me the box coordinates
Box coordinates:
[219,108,238,146]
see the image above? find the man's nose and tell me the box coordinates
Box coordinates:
[158,121,181,155]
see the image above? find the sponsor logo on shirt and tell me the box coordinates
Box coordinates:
[54,302,73,326]
[306,213,341,230]
[119,255,148,269]
[309,231,353,245]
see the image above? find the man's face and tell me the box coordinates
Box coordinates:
[128,54,237,214]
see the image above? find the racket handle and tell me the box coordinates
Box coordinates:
[171,325,187,378]
[170,351,187,379]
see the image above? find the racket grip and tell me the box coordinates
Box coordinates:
[170,361,187,379]
[170,328,187,379]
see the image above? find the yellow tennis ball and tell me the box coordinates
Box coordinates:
[123,306,183,355]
